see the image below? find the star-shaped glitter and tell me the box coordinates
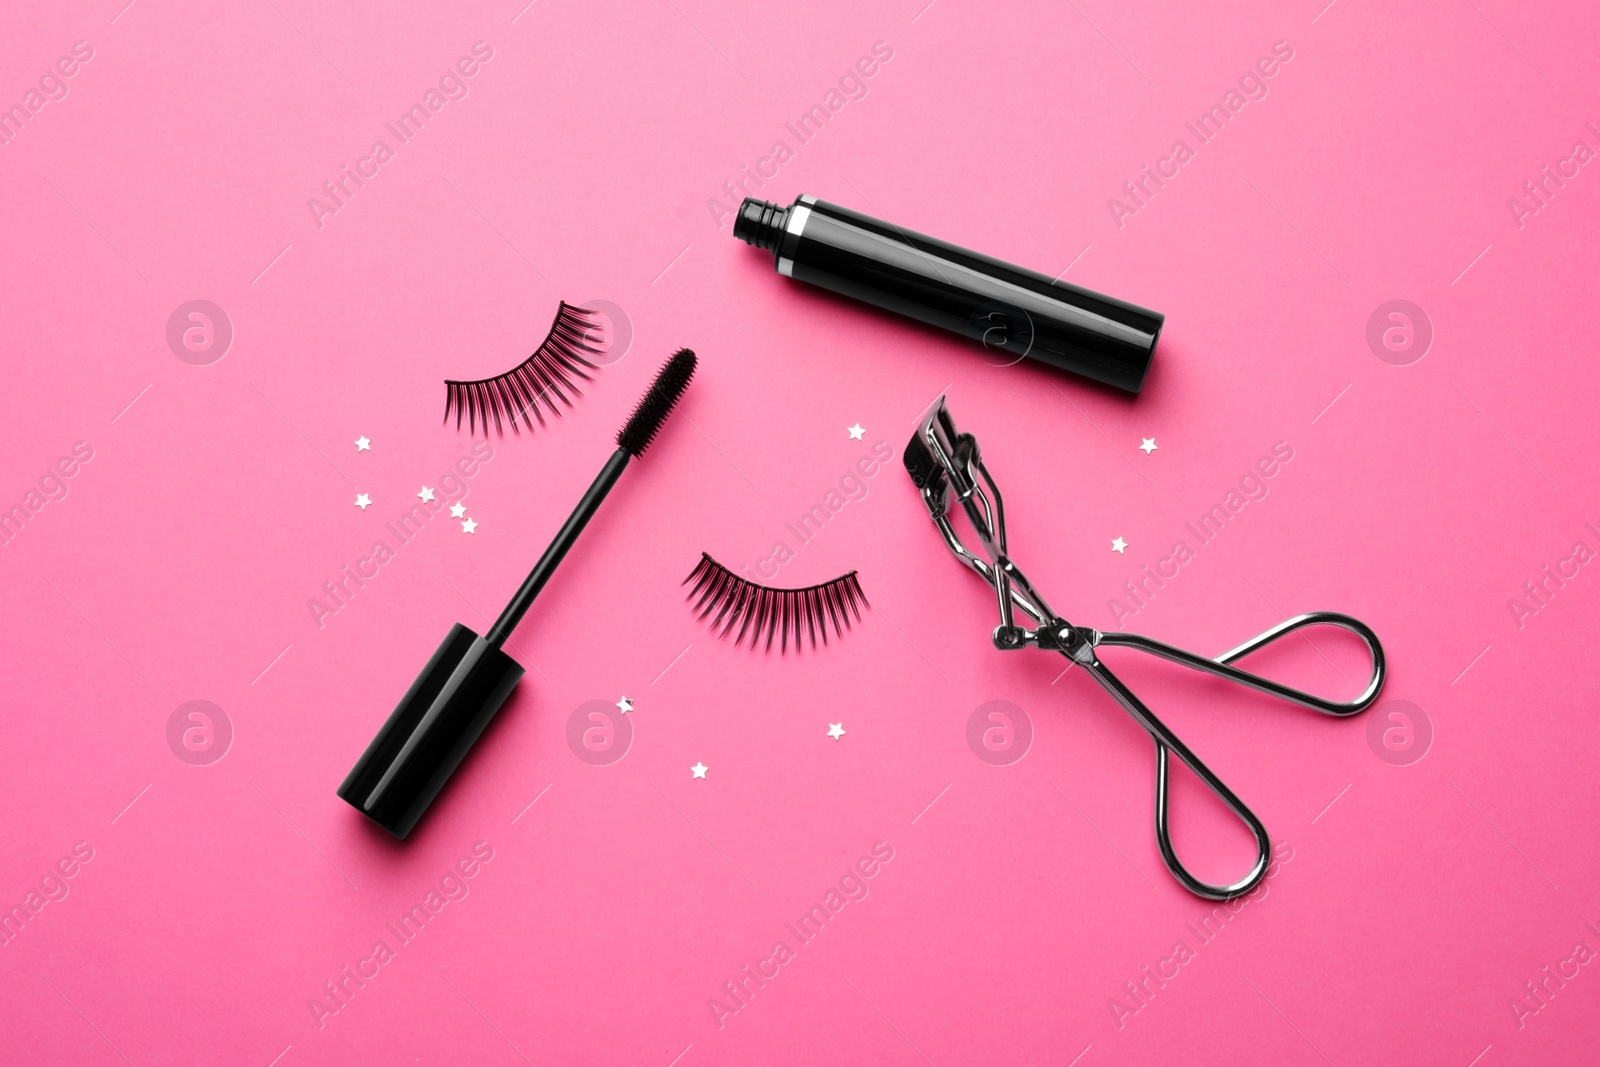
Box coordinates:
[847,423,865,440]
[690,762,708,779]
[354,493,372,510]
[617,696,634,714]
[418,486,435,502]
[449,502,467,518]
[827,723,845,740]
[354,436,371,451]
[1111,537,1128,553]
[1139,438,1157,455]
[461,518,478,534]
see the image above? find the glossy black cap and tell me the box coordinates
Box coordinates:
[338,623,525,839]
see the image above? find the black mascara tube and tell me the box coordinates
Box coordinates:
[734,195,1162,393]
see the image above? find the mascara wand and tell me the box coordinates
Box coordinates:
[339,349,698,838]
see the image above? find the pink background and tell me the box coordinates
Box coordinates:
[3,0,1599,1063]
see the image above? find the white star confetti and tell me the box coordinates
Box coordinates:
[847,423,865,440]
[449,502,467,519]
[354,436,371,452]
[1140,438,1157,454]
[617,696,634,714]
[461,518,478,534]
[354,493,372,510]
[827,723,846,740]
[418,486,435,502]
[1111,537,1128,554]
[690,762,708,779]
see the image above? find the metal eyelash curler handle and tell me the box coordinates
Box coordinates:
[903,396,1386,900]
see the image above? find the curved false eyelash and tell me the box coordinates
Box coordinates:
[684,553,868,654]
[444,302,604,436]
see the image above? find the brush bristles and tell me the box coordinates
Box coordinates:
[617,349,696,458]
[683,553,868,654]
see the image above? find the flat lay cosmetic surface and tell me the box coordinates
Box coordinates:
[3,3,1600,1065]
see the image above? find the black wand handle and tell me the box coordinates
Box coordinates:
[486,448,630,647]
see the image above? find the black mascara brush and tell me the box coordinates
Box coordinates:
[339,349,697,838]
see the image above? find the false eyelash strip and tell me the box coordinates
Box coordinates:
[683,553,868,653]
[443,302,603,436]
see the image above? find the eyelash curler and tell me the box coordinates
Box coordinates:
[903,396,1386,899]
